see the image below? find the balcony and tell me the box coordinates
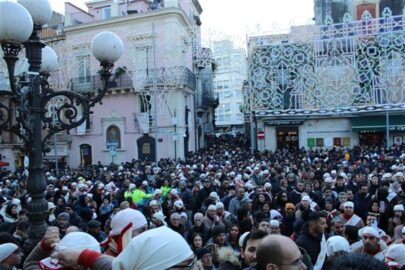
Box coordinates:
[70,66,196,93]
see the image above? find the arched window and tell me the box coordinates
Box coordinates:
[106,125,121,149]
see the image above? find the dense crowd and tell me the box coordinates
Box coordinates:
[0,134,405,269]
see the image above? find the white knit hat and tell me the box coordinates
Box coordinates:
[0,243,19,262]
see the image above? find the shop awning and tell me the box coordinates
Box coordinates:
[351,115,405,131]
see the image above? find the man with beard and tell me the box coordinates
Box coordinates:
[330,216,346,237]
[87,220,107,243]
[281,203,296,237]
[352,226,386,261]
[296,211,327,265]
[339,201,365,228]
[55,212,70,238]
[241,230,268,270]
[353,183,372,221]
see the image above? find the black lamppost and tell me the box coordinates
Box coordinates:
[0,0,123,251]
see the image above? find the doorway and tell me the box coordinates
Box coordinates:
[80,144,92,166]
[137,135,156,162]
[359,132,384,146]
[276,127,299,150]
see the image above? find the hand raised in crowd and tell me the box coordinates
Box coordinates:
[43,226,60,249]
[51,248,82,268]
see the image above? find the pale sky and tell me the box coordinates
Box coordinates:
[51,0,314,45]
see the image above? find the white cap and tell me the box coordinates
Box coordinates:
[386,244,405,268]
[215,202,224,209]
[339,172,347,178]
[269,220,280,227]
[301,195,311,203]
[0,243,19,262]
[98,183,105,189]
[361,226,380,239]
[394,204,405,212]
[174,200,184,209]
[149,200,159,207]
[343,201,354,208]
[153,189,162,196]
[264,182,272,189]
[207,205,217,211]
[142,181,148,186]
[382,173,392,179]
[324,177,333,183]
[331,170,337,174]
[170,189,178,196]
[129,183,136,190]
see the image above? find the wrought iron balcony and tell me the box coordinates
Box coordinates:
[70,66,196,93]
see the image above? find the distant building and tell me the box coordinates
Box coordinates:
[212,40,247,133]
[315,0,405,25]
[248,7,405,151]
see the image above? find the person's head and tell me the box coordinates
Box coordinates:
[308,211,327,236]
[196,247,213,268]
[359,184,369,196]
[366,213,379,226]
[57,212,70,229]
[338,192,347,203]
[192,233,203,249]
[269,220,281,235]
[326,236,350,261]
[330,253,389,270]
[241,230,268,267]
[170,213,181,227]
[324,197,334,211]
[206,205,217,219]
[285,203,295,218]
[0,243,22,267]
[394,204,404,217]
[212,225,226,246]
[237,187,245,198]
[361,227,380,254]
[110,208,148,240]
[343,201,354,216]
[113,226,195,270]
[256,234,306,270]
[258,220,271,234]
[87,220,102,235]
[331,216,345,236]
[194,212,203,226]
[229,225,239,239]
[385,243,405,269]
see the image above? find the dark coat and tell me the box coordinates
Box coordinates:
[295,224,322,265]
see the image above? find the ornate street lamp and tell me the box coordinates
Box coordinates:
[0,0,123,251]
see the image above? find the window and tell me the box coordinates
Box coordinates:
[102,7,111,19]
[106,125,121,148]
[77,55,90,83]
[224,103,231,112]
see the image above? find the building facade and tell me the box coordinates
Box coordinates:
[315,0,405,25]
[212,40,247,133]
[247,6,405,151]
[0,0,210,169]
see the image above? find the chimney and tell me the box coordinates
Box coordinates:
[112,0,120,17]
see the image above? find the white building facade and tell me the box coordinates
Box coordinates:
[212,40,247,132]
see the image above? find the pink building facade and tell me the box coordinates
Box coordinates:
[47,0,203,167]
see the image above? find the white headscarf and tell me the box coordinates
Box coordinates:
[112,227,193,270]
[0,243,18,262]
[101,208,147,255]
[39,232,100,270]
[326,236,350,257]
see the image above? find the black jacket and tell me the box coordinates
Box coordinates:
[295,224,322,265]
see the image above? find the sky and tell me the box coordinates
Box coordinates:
[51,0,314,46]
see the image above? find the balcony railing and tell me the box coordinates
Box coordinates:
[70,66,196,93]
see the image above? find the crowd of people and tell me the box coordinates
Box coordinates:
[0,134,404,269]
